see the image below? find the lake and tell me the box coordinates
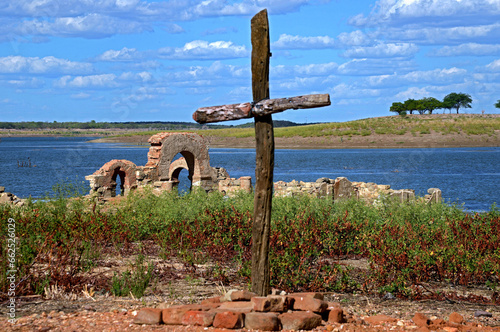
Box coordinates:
[0,137,498,211]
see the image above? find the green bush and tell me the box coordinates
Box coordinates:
[2,189,499,300]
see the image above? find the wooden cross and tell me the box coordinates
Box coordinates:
[192,9,331,296]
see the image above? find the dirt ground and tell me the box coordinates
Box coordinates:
[1,249,499,331]
[88,127,499,150]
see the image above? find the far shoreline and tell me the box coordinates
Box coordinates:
[1,130,499,149]
[86,131,499,150]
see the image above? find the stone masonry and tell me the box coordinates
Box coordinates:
[0,186,26,206]
[86,132,232,199]
[273,176,442,204]
[86,132,441,204]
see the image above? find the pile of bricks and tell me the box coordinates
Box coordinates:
[132,291,346,330]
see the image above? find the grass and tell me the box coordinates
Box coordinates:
[1,186,499,300]
[106,114,500,140]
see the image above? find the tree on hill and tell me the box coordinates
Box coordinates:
[419,97,443,115]
[390,102,406,115]
[495,100,500,109]
[443,93,472,114]
[404,99,419,115]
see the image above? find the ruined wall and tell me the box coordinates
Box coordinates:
[0,186,26,206]
[86,133,229,199]
[273,177,441,204]
[219,176,253,196]
[85,159,138,198]
[86,133,441,204]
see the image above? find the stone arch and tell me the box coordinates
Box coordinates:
[168,157,188,184]
[145,133,215,191]
[85,159,137,198]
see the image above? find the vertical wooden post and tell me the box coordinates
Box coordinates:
[251,9,272,296]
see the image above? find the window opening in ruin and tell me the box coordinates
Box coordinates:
[172,153,191,195]
[176,168,190,196]
[112,169,126,196]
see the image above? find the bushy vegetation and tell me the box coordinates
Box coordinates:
[1,189,499,301]
[390,92,473,115]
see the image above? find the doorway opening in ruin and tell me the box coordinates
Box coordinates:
[171,153,191,195]
[112,168,126,196]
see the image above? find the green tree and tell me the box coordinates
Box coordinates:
[419,97,442,115]
[495,100,500,109]
[404,99,419,115]
[390,102,406,115]
[443,93,472,114]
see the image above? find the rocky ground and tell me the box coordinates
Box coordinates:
[1,253,499,331]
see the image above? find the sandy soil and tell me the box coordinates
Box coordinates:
[1,240,499,331]
[88,130,499,149]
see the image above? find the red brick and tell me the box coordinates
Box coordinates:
[181,310,215,327]
[328,308,345,323]
[213,311,244,329]
[291,296,328,313]
[279,311,322,330]
[161,304,205,325]
[288,292,324,300]
[449,312,465,324]
[133,308,162,325]
[412,313,430,327]
[218,301,253,312]
[245,312,280,331]
[251,296,290,312]
[230,290,257,301]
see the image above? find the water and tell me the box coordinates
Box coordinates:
[0,137,498,211]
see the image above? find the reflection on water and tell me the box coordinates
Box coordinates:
[0,137,498,211]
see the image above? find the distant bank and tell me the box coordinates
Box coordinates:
[2,114,499,149]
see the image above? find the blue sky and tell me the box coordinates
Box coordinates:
[1,0,499,124]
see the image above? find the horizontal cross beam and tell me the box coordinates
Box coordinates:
[192,93,330,124]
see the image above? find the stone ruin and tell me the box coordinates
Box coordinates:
[273,177,442,205]
[85,132,441,205]
[0,186,26,207]
[85,132,234,199]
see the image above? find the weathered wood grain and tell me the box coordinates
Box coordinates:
[192,102,252,123]
[192,94,330,123]
[251,8,272,297]
[252,94,330,116]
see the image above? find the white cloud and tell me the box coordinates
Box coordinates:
[118,71,153,82]
[95,47,142,62]
[336,30,374,47]
[343,42,418,58]
[273,62,338,77]
[5,77,44,88]
[384,23,500,44]
[17,14,152,39]
[272,34,335,50]
[337,58,417,76]
[191,0,310,16]
[158,40,249,60]
[485,59,500,72]
[164,23,185,34]
[350,0,500,28]
[0,56,92,74]
[394,87,432,100]
[56,74,118,88]
[365,68,467,88]
[430,43,500,56]
[331,83,381,99]
[71,92,91,99]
